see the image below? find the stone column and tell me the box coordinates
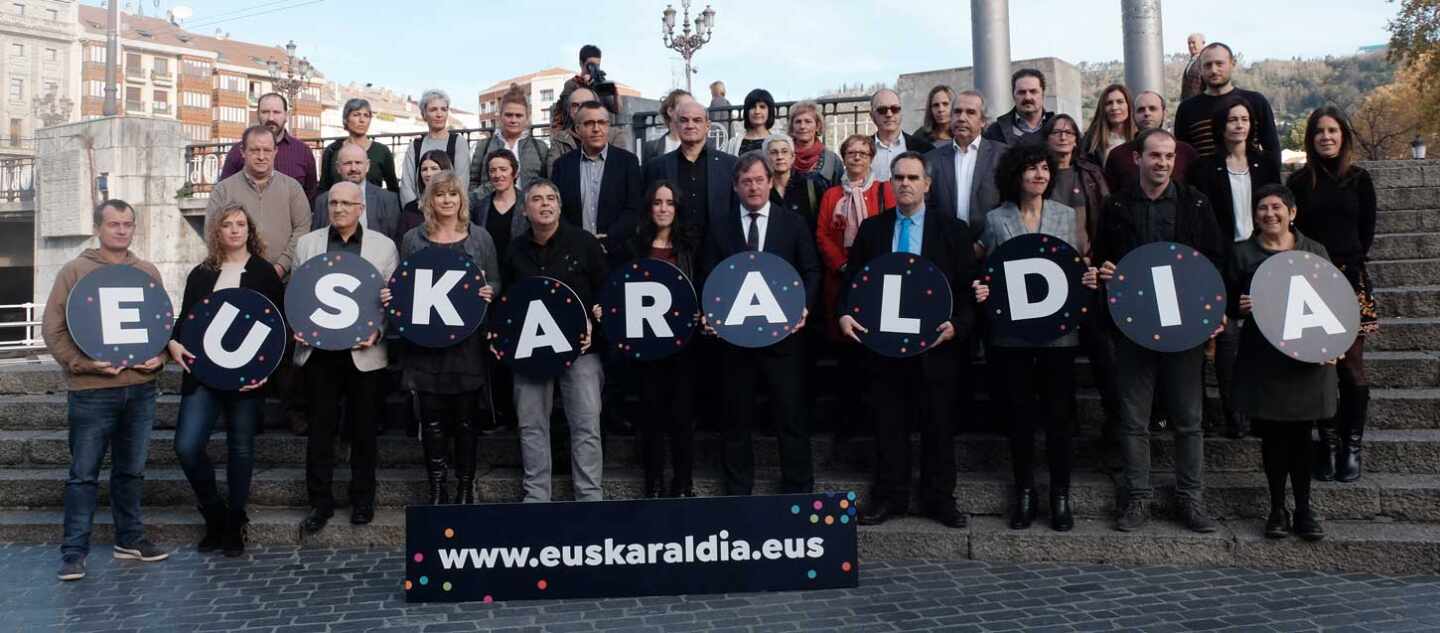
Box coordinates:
[971,0,1013,119]
[33,116,205,308]
[1121,0,1165,97]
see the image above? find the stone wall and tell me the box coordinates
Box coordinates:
[33,117,205,309]
[896,57,1085,133]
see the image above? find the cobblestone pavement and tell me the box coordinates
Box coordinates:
[6,545,1440,633]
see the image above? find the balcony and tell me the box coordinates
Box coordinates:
[125,100,144,113]
[152,102,171,115]
[151,70,173,84]
[125,67,145,83]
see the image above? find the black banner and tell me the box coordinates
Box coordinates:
[405,493,860,603]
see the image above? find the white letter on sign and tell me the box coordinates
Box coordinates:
[1004,259,1067,321]
[1151,265,1182,327]
[724,271,787,325]
[879,274,920,334]
[515,300,573,359]
[203,302,271,369]
[624,281,674,339]
[98,287,147,344]
[412,269,464,326]
[1283,275,1346,340]
[311,273,360,330]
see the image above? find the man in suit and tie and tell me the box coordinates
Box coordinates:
[553,100,644,259]
[925,90,1006,240]
[644,100,737,233]
[701,153,822,496]
[311,143,402,242]
[842,151,975,528]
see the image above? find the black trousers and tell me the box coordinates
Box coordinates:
[869,351,959,508]
[720,337,813,495]
[991,346,1077,490]
[637,351,697,490]
[304,350,382,511]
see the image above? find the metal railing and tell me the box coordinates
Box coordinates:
[0,303,44,353]
[0,157,34,203]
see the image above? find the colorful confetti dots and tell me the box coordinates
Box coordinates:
[418,576,429,585]
[807,570,817,579]
[842,561,853,572]
[537,579,548,590]
[810,514,819,523]
[442,582,452,591]
[812,500,823,510]
[444,528,455,539]
[790,505,800,514]
[413,552,424,563]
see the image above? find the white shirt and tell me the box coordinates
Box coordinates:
[1228,167,1254,242]
[664,134,682,155]
[871,132,907,181]
[739,201,771,250]
[952,136,981,221]
[215,260,246,290]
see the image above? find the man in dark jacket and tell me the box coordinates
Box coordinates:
[982,69,1055,147]
[1092,128,1225,536]
[643,100,736,233]
[1174,42,1283,177]
[552,100,643,259]
[844,151,975,529]
[926,90,1006,239]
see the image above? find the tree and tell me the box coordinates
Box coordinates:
[1351,79,1421,160]
[1389,0,1440,125]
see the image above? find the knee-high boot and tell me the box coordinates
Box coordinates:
[421,419,450,505]
[1314,418,1339,481]
[454,419,478,504]
[1337,385,1370,483]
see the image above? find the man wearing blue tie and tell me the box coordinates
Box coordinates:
[840,151,977,528]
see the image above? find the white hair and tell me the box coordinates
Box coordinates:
[419,88,450,112]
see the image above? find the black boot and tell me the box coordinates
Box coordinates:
[222,509,247,557]
[454,419,478,504]
[1314,418,1339,481]
[1337,386,1369,483]
[1050,489,1074,532]
[1009,488,1038,529]
[421,419,450,505]
[197,502,227,553]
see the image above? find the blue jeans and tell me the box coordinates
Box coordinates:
[63,382,158,557]
[174,385,260,515]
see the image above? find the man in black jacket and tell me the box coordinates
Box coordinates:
[552,100,644,260]
[843,151,975,529]
[982,69,1055,147]
[1174,42,1283,177]
[1092,128,1226,535]
[701,153,822,496]
[643,100,737,233]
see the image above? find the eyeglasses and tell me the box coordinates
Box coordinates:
[328,200,363,209]
[873,106,901,116]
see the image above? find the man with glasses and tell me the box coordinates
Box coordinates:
[553,100,643,260]
[925,90,1006,239]
[983,69,1055,147]
[205,125,311,279]
[869,89,933,181]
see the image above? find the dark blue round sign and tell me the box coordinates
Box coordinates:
[490,276,588,379]
[983,233,1092,343]
[599,258,699,361]
[175,288,286,391]
[701,252,806,348]
[842,252,953,357]
[284,251,386,351]
[65,264,173,367]
[387,247,490,348]
[1107,241,1226,352]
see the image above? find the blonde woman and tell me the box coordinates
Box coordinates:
[788,100,844,186]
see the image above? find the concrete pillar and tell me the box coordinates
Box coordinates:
[1121,0,1165,97]
[971,0,1012,119]
[33,117,205,308]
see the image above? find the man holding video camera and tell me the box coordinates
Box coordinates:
[559,44,633,152]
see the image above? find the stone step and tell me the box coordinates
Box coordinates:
[1377,209,1440,234]
[3,508,1438,576]
[1361,161,1440,191]
[1377,286,1440,318]
[1369,258,1440,288]
[1369,233,1440,262]
[1377,186,1440,211]
[1369,317,1440,351]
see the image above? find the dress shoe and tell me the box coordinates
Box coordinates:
[1008,488,1038,530]
[857,499,903,526]
[350,503,374,525]
[1050,489,1074,532]
[300,507,333,535]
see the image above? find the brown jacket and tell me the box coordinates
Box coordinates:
[41,249,167,391]
[204,170,310,273]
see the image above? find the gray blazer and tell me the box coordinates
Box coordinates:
[469,190,530,241]
[311,183,402,243]
[925,138,1007,238]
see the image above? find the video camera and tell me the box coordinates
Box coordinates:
[584,61,620,114]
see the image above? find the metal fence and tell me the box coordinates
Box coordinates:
[0,157,35,203]
[0,303,43,353]
[182,96,876,197]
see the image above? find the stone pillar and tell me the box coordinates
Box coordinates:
[1121,0,1165,97]
[971,0,1013,119]
[33,116,205,309]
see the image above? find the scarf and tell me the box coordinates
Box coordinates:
[793,140,824,174]
[834,174,875,248]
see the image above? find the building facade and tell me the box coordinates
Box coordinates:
[0,0,80,157]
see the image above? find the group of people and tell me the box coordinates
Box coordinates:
[43,39,1378,582]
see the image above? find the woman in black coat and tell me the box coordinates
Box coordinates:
[167,204,285,557]
[1187,93,1281,439]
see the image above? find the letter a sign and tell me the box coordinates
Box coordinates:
[65,265,173,366]
[843,252,953,357]
[1249,251,1360,363]
[1106,241,1227,352]
[598,258,700,361]
[175,288,286,390]
[490,276,589,379]
[387,246,490,348]
[701,252,806,348]
[982,233,1091,343]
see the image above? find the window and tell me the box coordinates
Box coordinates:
[300,86,320,102]
[153,89,167,103]
[85,80,103,97]
[218,74,243,92]
[540,89,554,103]
[218,106,247,123]
[125,86,141,111]
[126,52,142,77]
[153,58,168,74]
[86,46,105,63]
[182,91,209,108]
[294,114,320,131]
[182,123,210,141]
[10,43,23,57]
[8,119,21,144]
[11,3,24,17]
[45,48,57,61]
[8,79,22,101]
[182,59,210,76]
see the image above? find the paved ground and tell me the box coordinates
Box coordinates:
[5,545,1440,633]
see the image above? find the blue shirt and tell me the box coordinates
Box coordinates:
[892,205,926,254]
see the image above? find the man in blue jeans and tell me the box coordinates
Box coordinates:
[41,199,171,581]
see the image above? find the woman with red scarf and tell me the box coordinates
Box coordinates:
[789,101,844,187]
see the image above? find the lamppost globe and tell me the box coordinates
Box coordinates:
[663,5,676,31]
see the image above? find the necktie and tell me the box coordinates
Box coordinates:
[747,211,761,251]
[897,217,913,254]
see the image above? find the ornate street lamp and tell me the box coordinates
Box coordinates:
[661,1,715,94]
[266,39,313,113]
[1412,134,1427,160]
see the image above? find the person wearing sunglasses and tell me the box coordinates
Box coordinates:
[869,89,933,182]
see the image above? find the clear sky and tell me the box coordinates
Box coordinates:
[102,0,1397,107]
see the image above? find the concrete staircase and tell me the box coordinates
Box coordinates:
[2,160,1438,575]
